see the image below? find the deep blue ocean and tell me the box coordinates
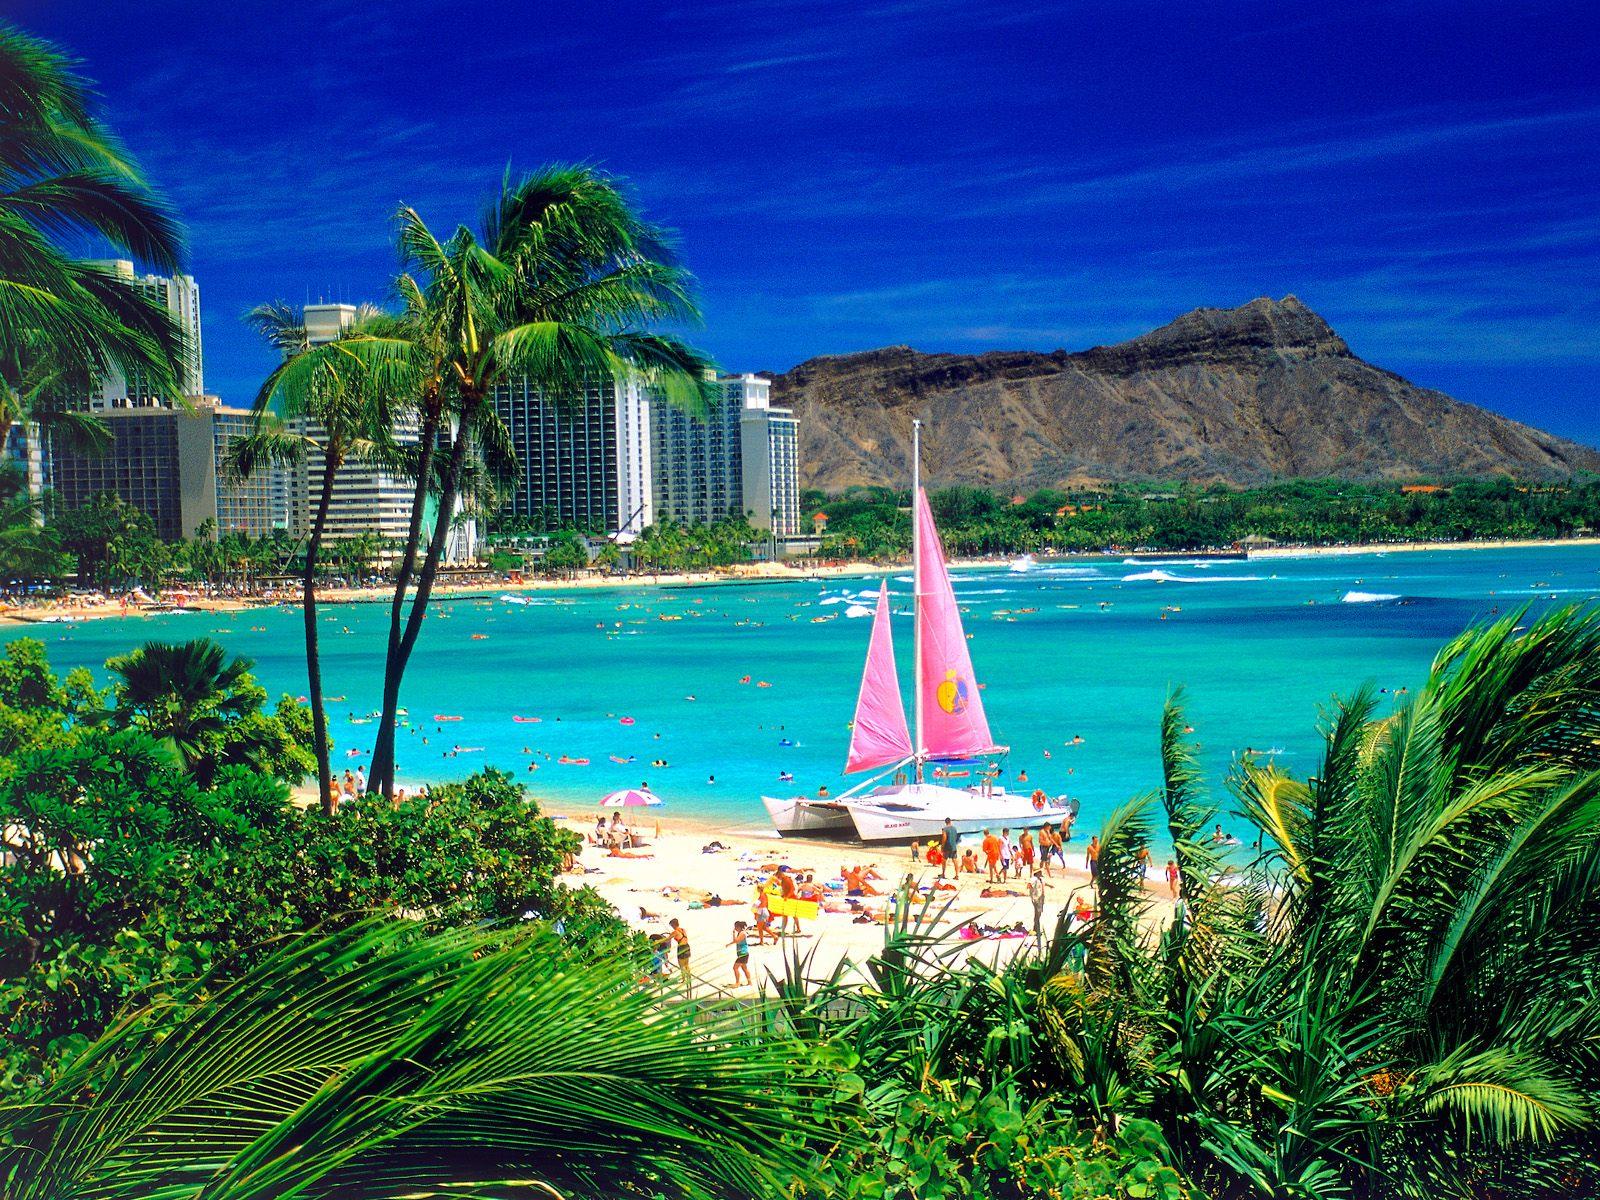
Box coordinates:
[10,545,1599,835]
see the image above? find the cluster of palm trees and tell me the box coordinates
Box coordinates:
[1047,603,1600,1195]
[630,514,763,574]
[224,167,721,807]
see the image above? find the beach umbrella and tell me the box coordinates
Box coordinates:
[600,787,664,808]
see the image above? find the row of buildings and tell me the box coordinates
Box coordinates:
[35,266,803,561]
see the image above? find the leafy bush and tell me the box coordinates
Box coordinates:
[0,641,610,1101]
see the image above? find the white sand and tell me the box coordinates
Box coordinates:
[557,815,1177,994]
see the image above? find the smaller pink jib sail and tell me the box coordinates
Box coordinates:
[915,487,998,759]
[845,581,914,773]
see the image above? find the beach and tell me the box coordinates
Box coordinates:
[1246,535,1600,559]
[552,814,1175,989]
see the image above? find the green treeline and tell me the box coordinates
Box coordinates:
[810,476,1600,557]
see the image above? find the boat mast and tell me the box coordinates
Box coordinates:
[912,418,924,782]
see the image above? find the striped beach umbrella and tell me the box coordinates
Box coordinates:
[599,787,664,808]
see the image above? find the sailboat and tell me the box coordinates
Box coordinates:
[762,421,1076,842]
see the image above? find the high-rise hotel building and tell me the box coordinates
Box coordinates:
[86,259,204,407]
[45,264,287,540]
[651,373,801,536]
[493,374,655,535]
[48,395,283,540]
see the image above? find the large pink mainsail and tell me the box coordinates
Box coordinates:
[845,581,914,773]
[914,488,998,759]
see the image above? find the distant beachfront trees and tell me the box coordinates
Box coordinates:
[0,23,188,463]
[808,476,1600,558]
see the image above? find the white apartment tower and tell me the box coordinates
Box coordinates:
[494,374,654,535]
[87,259,203,406]
[651,373,801,536]
[737,378,801,536]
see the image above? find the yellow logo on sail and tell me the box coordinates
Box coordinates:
[936,670,970,715]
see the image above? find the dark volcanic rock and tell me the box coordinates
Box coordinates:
[769,297,1600,490]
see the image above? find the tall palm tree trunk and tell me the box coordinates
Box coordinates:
[369,405,439,798]
[369,426,467,796]
[305,453,340,815]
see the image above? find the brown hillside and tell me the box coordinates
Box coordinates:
[767,297,1600,490]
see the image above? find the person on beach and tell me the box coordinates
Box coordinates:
[1165,858,1180,898]
[981,829,1002,883]
[999,828,1014,877]
[753,890,776,944]
[960,847,979,875]
[910,840,922,862]
[1029,870,1047,945]
[776,868,800,935]
[727,921,752,987]
[1136,846,1152,880]
[1019,828,1036,874]
[938,818,958,880]
[1086,835,1102,884]
[667,918,691,990]
[648,932,671,979]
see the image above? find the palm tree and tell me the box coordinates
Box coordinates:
[225,302,400,813]
[1070,605,1600,1197]
[0,920,823,1199]
[104,639,261,781]
[0,23,187,460]
[364,165,717,798]
[0,463,67,588]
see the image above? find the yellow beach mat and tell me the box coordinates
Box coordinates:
[763,888,819,920]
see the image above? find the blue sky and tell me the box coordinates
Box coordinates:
[17,0,1600,442]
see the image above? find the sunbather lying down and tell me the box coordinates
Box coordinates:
[608,845,653,859]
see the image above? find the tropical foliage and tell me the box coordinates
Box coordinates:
[0,919,818,1200]
[0,639,603,1103]
[0,22,187,459]
[1055,605,1600,1197]
[104,637,312,785]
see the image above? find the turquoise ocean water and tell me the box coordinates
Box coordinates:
[9,545,1600,835]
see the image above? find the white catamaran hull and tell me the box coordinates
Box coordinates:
[761,795,857,836]
[845,783,1075,842]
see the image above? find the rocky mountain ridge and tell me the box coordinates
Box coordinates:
[767,297,1599,490]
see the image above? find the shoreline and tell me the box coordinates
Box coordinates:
[1246,535,1600,559]
[6,535,1600,629]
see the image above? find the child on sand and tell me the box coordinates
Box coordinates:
[727,921,752,987]
[960,848,979,875]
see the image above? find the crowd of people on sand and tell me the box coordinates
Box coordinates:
[603,812,1192,996]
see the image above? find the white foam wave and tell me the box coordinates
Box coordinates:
[1341,590,1402,603]
[1122,569,1264,583]
[844,604,873,618]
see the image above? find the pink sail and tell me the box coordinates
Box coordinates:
[845,581,914,773]
[915,488,998,759]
